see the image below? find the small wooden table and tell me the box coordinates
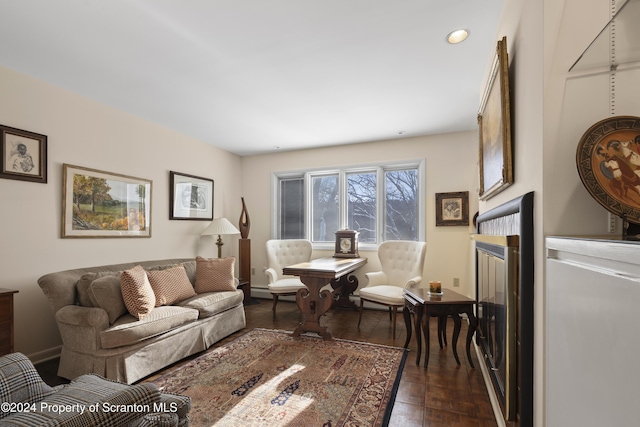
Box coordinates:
[403,288,477,368]
[0,288,18,357]
[283,257,367,340]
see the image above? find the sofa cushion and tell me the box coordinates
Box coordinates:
[147,265,196,307]
[195,256,236,293]
[177,289,244,319]
[100,306,199,349]
[146,261,196,285]
[88,275,127,324]
[0,353,56,420]
[76,273,97,307]
[121,265,156,320]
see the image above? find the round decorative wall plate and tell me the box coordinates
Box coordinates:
[576,116,640,223]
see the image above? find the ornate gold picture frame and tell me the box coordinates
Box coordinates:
[478,36,513,200]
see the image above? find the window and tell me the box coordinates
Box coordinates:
[274,160,424,245]
[279,177,304,239]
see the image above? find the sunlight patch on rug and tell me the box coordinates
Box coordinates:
[151,328,407,427]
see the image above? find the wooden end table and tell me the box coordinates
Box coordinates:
[403,287,477,368]
[0,288,18,357]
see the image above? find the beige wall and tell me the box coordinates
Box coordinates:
[0,65,242,361]
[240,131,479,297]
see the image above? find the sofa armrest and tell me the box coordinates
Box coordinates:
[364,271,387,288]
[55,305,110,352]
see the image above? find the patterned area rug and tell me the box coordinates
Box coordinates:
[152,328,407,427]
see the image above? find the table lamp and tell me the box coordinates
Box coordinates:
[202,217,240,258]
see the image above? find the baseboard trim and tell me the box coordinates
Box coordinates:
[28,345,62,365]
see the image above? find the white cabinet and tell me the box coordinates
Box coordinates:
[546,236,640,427]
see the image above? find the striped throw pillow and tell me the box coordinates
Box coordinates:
[147,264,196,306]
[195,256,236,293]
[120,265,156,319]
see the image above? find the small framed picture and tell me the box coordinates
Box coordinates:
[62,164,152,238]
[170,171,214,220]
[435,191,469,226]
[0,124,47,183]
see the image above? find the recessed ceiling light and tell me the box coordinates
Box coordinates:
[446,29,470,44]
[398,131,406,135]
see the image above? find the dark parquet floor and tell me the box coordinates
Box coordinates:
[37,298,499,427]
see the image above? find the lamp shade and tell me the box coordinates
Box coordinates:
[202,217,240,236]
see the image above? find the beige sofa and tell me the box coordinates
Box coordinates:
[38,258,246,384]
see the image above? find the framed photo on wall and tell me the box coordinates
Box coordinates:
[170,171,214,220]
[0,124,47,183]
[436,191,469,226]
[478,36,513,200]
[62,164,152,238]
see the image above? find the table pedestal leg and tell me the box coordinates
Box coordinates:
[330,274,359,310]
[292,276,334,340]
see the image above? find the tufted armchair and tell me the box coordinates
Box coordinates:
[358,240,427,338]
[265,239,313,312]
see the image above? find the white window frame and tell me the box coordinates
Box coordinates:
[271,159,425,249]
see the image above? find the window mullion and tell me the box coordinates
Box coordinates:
[376,167,384,244]
[339,170,348,230]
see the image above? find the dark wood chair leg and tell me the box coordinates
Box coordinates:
[357,299,364,328]
[272,295,279,312]
[391,306,397,338]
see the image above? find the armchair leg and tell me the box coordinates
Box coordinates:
[272,295,279,312]
[358,299,364,328]
[392,306,397,339]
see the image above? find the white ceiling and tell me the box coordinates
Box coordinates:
[0,0,503,156]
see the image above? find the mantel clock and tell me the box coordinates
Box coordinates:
[334,229,359,258]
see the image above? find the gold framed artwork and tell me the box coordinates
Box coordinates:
[576,116,640,224]
[62,164,152,238]
[0,124,47,183]
[478,36,513,200]
[435,191,469,226]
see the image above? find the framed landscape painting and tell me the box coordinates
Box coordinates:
[170,171,214,220]
[478,36,513,200]
[62,164,152,238]
[0,124,47,183]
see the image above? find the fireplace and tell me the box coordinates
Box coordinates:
[474,192,533,427]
